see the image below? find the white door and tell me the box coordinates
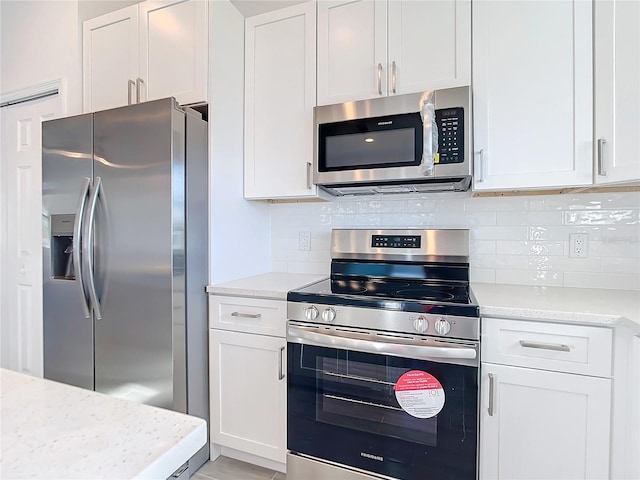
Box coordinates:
[387,0,471,95]
[594,0,640,184]
[472,0,593,191]
[244,1,317,199]
[209,329,286,463]
[139,0,208,105]
[480,363,611,480]
[1,93,62,376]
[83,5,139,112]
[317,0,387,105]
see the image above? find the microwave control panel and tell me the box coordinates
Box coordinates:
[436,107,464,164]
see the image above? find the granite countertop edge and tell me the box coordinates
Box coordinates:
[206,273,640,334]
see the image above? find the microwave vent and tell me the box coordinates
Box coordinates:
[319,177,471,197]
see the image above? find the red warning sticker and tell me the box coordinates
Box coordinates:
[394,370,445,419]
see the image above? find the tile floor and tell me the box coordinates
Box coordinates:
[193,456,285,480]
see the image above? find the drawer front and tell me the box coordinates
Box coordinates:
[482,317,612,377]
[210,296,286,337]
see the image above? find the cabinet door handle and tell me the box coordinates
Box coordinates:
[391,61,397,94]
[278,346,285,380]
[135,77,145,103]
[377,63,383,95]
[597,138,607,176]
[475,149,484,182]
[519,340,571,352]
[307,162,312,189]
[231,311,262,319]
[128,79,135,105]
[488,373,496,416]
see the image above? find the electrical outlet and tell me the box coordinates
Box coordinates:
[569,233,588,258]
[299,231,311,251]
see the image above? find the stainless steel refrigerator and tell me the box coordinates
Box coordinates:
[42,98,209,474]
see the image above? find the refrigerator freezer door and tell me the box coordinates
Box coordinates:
[42,114,95,389]
[92,99,185,409]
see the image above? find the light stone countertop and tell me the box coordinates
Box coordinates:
[0,369,207,480]
[471,282,640,334]
[207,273,640,334]
[206,272,326,300]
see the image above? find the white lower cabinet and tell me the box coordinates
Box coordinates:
[480,363,611,480]
[480,317,612,479]
[209,329,286,464]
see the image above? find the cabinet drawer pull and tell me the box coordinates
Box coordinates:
[135,77,144,103]
[597,138,607,176]
[519,340,570,352]
[278,346,285,380]
[475,149,484,182]
[127,79,135,105]
[391,60,397,94]
[377,63,383,95]
[488,373,495,416]
[231,312,262,319]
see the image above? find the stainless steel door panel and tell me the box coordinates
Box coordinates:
[42,114,94,389]
[92,99,184,409]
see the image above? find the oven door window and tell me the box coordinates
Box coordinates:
[288,342,477,480]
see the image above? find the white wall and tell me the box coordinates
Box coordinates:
[208,0,271,284]
[271,191,640,290]
[0,0,82,113]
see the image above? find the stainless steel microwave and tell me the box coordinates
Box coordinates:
[313,86,471,196]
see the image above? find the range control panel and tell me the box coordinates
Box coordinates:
[371,235,421,248]
[436,107,464,164]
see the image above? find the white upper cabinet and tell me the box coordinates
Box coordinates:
[138,0,207,105]
[317,0,471,106]
[387,0,470,96]
[83,6,139,112]
[82,0,207,113]
[244,2,318,200]
[594,0,640,185]
[472,0,593,191]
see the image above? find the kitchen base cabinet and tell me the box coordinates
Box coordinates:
[209,329,286,465]
[480,363,611,480]
[480,317,613,479]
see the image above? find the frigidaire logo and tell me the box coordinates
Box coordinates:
[361,452,384,462]
[377,121,393,126]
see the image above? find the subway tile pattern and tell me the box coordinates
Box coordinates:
[270,191,640,290]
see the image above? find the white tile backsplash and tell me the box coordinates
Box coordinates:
[270,191,640,290]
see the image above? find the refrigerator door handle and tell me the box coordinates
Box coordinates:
[74,177,92,318]
[84,176,103,320]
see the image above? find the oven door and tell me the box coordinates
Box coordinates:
[287,323,478,480]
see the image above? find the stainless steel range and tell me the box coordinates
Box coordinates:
[286,229,479,480]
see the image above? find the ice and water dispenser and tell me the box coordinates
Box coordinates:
[50,214,75,280]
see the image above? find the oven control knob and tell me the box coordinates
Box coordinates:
[434,317,451,335]
[304,306,319,321]
[321,307,336,323]
[413,316,429,333]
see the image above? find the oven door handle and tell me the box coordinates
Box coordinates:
[288,325,477,364]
